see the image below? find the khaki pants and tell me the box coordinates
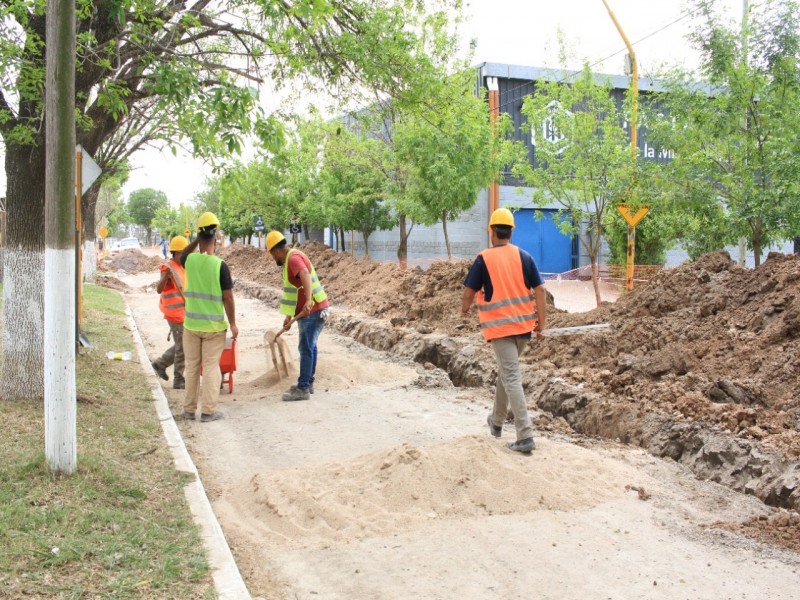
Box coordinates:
[154,320,184,382]
[183,329,226,416]
[491,336,534,441]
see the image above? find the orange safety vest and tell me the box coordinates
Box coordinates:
[159,259,187,324]
[476,244,536,341]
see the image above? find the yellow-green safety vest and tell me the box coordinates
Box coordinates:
[279,249,328,317]
[183,253,228,332]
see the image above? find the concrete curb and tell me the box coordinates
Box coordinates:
[126,305,251,600]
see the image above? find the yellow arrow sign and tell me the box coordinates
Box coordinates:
[617,204,649,227]
[184,228,191,237]
[98,226,108,239]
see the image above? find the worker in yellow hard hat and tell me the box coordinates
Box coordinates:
[151,235,189,388]
[462,207,547,454]
[267,229,331,402]
[178,212,238,422]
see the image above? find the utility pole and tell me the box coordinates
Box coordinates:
[44,0,77,473]
[603,0,646,291]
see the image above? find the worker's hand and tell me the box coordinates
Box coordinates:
[230,323,239,340]
[461,307,470,319]
[533,322,545,338]
[303,300,314,315]
[282,316,292,331]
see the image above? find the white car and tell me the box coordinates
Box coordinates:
[110,237,142,253]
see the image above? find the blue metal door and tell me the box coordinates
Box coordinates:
[511,209,573,275]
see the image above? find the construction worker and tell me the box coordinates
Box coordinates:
[266,230,330,402]
[180,212,238,422]
[461,207,547,453]
[151,235,189,389]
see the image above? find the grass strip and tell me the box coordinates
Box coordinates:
[0,283,215,599]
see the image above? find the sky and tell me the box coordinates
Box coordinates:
[107,1,743,207]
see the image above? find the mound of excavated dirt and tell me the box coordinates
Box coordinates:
[219,243,800,516]
[98,249,164,275]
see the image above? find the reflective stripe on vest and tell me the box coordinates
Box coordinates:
[159,260,186,323]
[183,253,228,332]
[476,244,536,341]
[279,249,328,317]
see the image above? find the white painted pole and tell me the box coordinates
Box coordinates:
[44,0,77,473]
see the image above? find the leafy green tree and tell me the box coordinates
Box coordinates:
[395,70,523,259]
[317,124,395,256]
[514,64,638,306]
[647,0,800,266]
[127,189,169,245]
[0,0,460,400]
[151,206,183,242]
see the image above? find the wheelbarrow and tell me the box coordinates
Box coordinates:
[197,336,238,392]
[220,337,238,393]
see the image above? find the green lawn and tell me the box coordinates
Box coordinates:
[0,284,215,599]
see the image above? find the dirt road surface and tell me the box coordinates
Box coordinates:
[117,267,800,600]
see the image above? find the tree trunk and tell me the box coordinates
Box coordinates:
[752,226,762,267]
[590,258,602,307]
[1,142,47,402]
[794,237,799,254]
[441,209,452,261]
[362,231,370,258]
[81,186,99,282]
[397,213,409,269]
[338,226,346,253]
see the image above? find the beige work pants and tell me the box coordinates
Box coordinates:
[183,329,226,416]
[491,336,534,441]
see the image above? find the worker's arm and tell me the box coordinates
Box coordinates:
[180,238,200,265]
[155,267,171,293]
[462,287,477,318]
[297,267,315,316]
[222,289,238,340]
[532,284,547,336]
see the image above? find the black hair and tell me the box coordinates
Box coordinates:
[198,227,216,241]
[273,239,287,251]
[492,225,512,240]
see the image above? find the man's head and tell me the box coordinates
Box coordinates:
[197,212,220,251]
[169,235,189,256]
[488,207,515,243]
[266,230,288,266]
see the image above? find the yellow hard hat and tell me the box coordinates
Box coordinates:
[266,230,286,252]
[197,211,220,231]
[489,207,515,229]
[168,235,189,252]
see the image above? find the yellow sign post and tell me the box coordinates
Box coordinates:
[617,205,649,292]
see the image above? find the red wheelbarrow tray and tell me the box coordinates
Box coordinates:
[200,337,237,393]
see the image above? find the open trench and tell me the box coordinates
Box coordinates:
[238,280,800,512]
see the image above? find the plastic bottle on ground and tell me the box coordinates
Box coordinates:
[106,351,132,361]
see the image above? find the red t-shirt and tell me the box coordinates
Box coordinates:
[286,251,330,316]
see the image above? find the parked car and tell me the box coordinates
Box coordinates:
[110,237,142,254]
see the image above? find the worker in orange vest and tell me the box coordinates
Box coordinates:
[151,235,189,389]
[462,208,547,454]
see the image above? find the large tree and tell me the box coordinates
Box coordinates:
[395,70,522,260]
[0,0,459,400]
[514,65,639,306]
[127,188,168,245]
[647,0,800,266]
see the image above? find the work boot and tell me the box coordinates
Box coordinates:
[151,361,169,381]
[173,379,185,390]
[181,411,195,420]
[200,411,224,422]
[282,386,310,402]
[487,415,502,438]
[290,383,314,395]
[507,438,535,453]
